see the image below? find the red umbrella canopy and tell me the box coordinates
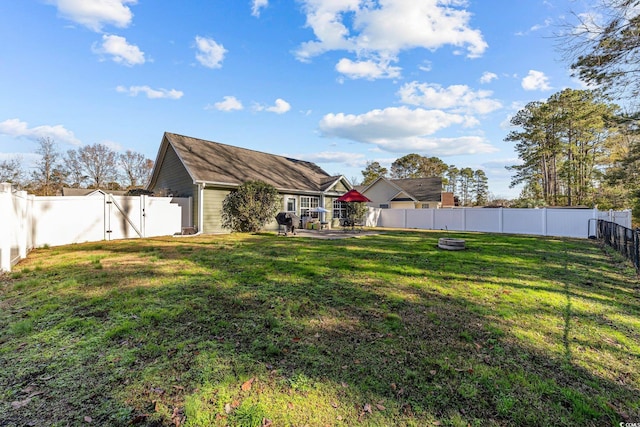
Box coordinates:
[336,189,371,203]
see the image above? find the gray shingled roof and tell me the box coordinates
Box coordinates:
[389,178,442,201]
[164,132,341,193]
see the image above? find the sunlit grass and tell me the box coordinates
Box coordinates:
[0,230,638,426]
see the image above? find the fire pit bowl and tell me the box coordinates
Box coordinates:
[438,238,466,250]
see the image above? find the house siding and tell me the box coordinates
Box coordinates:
[391,201,416,209]
[202,188,230,233]
[152,145,195,197]
[332,181,349,193]
[365,180,402,208]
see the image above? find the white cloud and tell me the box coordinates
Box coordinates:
[267,99,291,114]
[516,17,553,36]
[47,0,136,32]
[295,0,487,79]
[92,34,145,66]
[318,106,497,155]
[398,82,502,114]
[255,98,291,114]
[209,96,244,112]
[335,58,401,80]
[320,107,464,140]
[100,139,123,152]
[0,118,81,145]
[480,71,497,84]
[194,36,227,69]
[419,61,432,72]
[521,70,551,91]
[251,0,269,17]
[116,85,183,99]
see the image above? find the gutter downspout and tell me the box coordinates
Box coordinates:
[198,182,205,234]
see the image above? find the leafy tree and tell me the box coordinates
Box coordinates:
[120,150,153,189]
[221,180,280,232]
[473,169,489,205]
[361,161,388,185]
[458,167,474,206]
[345,201,368,223]
[420,156,449,178]
[366,154,486,199]
[602,113,640,215]
[0,157,25,189]
[391,154,449,181]
[390,154,423,178]
[506,88,617,206]
[566,0,640,101]
[445,166,459,194]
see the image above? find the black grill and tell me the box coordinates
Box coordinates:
[275,212,300,236]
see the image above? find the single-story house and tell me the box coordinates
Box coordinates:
[357,177,455,209]
[146,132,352,233]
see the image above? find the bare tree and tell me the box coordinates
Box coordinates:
[68,143,119,189]
[64,149,86,188]
[562,0,640,101]
[0,157,25,189]
[120,150,153,189]
[31,137,65,195]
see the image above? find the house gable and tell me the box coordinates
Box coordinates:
[359,178,410,208]
[360,177,443,208]
[148,142,196,198]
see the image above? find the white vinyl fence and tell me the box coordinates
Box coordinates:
[1,183,190,272]
[366,207,632,238]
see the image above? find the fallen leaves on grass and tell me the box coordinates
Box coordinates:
[11,398,31,410]
[171,407,184,427]
[241,377,255,391]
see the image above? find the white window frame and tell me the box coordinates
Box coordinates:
[286,197,296,212]
[300,196,319,218]
[333,200,347,218]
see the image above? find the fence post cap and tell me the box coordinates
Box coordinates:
[0,182,12,193]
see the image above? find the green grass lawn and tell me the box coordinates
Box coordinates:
[0,230,639,426]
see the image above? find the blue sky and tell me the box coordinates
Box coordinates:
[0,0,596,198]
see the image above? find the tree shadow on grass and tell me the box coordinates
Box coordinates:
[0,231,638,426]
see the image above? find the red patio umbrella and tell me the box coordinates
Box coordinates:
[336,189,371,203]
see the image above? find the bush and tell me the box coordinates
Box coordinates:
[221,181,280,232]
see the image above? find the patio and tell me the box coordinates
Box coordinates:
[284,228,380,240]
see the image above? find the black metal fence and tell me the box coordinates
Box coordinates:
[596,220,640,273]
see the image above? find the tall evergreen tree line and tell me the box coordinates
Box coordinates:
[0,138,153,196]
[361,154,489,206]
[505,88,638,210]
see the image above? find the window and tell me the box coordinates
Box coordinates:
[333,200,347,218]
[380,204,389,209]
[286,197,296,212]
[300,196,319,218]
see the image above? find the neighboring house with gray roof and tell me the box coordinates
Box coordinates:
[146,132,352,233]
[358,177,455,209]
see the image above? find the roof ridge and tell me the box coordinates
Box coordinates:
[164,131,324,170]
